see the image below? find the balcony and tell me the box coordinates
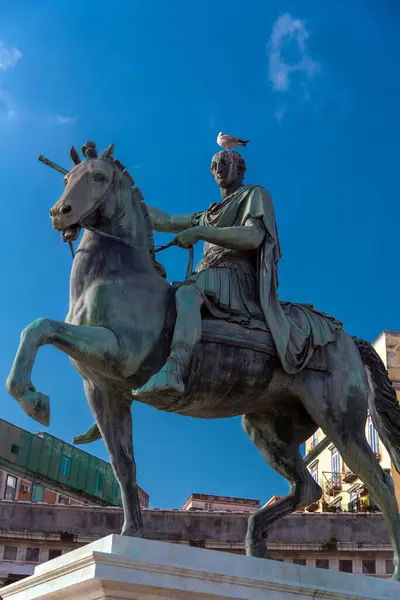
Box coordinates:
[325,475,341,496]
[306,499,320,512]
[342,468,357,484]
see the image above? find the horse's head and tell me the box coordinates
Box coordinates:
[50,141,134,243]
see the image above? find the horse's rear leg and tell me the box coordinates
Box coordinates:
[86,381,142,537]
[6,318,120,425]
[243,409,321,557]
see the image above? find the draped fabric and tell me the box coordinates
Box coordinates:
[190,184,342,374]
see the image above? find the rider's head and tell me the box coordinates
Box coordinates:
[211,150,246,189]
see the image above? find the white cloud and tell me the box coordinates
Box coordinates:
[275,105,287,122]
[267,13,319,93]
[0,89,18,120]
[0,41,22,71]
[50,115,77,125]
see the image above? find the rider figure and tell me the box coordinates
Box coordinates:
[136,150,271,397]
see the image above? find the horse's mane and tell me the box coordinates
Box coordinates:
[133,186,166,277]
[115,168,166,277]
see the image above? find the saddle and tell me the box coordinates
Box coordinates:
[161,287,328,373]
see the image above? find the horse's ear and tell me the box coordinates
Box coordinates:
[100,143,115,159]
[70,146,81,166]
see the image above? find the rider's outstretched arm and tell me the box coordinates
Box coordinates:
[197,218,265,250]
[147,205,196,233]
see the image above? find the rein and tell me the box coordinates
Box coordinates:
[72,226,194,280]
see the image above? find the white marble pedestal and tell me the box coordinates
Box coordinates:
[1,535,399,600]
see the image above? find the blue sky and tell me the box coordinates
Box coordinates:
[1,1,400,509]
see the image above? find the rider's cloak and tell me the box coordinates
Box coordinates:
[192,184,342,374]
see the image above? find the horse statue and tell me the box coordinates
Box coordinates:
[6,142,400,580]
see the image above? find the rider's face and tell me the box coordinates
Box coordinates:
[211,151,240,189]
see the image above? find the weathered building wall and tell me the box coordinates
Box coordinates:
[0,502,395,584]
[0,501,392,545]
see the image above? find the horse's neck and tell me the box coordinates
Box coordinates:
[78,185,157,274]
[71,185,167,301]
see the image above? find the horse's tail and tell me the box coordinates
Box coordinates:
[354,337,400,473]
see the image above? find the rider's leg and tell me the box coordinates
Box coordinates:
[75,284,204,443]
[133,284,204,396]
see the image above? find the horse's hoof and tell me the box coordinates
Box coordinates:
[245,539,266,558]
[19,391,50,426]
[121,524,143,537]
[73,423,101,445]
[392,568,400,582]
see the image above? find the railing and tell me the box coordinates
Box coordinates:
[323,472,341,495]
[342,468,357,483]
[306,499,320,512]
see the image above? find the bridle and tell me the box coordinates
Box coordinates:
[67,166,194,278]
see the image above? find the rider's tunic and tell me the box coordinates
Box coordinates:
[188,243,266,330]
[188,184,342,374]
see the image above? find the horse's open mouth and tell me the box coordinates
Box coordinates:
[62,225,81,243]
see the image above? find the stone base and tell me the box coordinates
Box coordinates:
[1,535,399,600]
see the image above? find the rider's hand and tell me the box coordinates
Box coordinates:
[173,227,202,248]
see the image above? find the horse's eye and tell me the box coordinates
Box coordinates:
[94,173,107,183]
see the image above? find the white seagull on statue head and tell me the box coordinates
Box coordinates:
[217,132,251,150]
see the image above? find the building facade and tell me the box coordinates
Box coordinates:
[182,493,259,513]
[0,500,395,587]
[304,330,400,513]
[0,418,148,509]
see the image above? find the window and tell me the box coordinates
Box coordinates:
[310,464,318,483]
[60,456,71,477]
[339,560,353,573]
[349,486,360,502]
[3,546,17,561]
[10,444,19,455]
[48,549,62,560]
[204,502,213,510]
[4,475,17,500]
[26,548,40,562]
[293,558,306,566]
[331,448,340,485]
[58,495,70,505]
[311,431,318,449]
[94,472,104,493]
[31,484,44,503]
[368,417,379,454]
[316,559,329,569]
[362,560,376,575]
[386,560,395,575]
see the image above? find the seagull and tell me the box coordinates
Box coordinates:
[217,132,251,150]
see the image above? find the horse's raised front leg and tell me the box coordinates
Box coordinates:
[6,318,120,426]
[85,381,142,537]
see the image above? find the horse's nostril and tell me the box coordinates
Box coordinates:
[61,205,72,215]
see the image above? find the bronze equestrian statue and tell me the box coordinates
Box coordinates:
[6,141,400,579]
